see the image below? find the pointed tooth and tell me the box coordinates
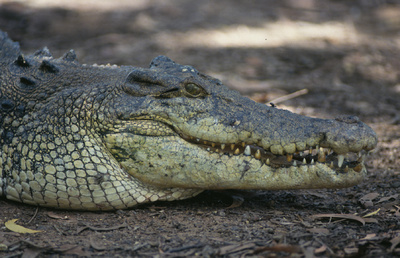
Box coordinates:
[330,162,334,168]
[221,144,226,150]
[303,158,307,165]
[318,151,326,163]
[234,148,240,155]
[241,142,246,147]
[203,140,208,145]
[244,145,251,156]
[230,144,235,150]
[211,142,216,148]
[299,151,303,156]
[286,154,293,162]
[311,159,314,165]
[215,149,220,153]
[338,155,344,168]
[266,159,270,165]
[255,149,261,159]
[196,138,200,142]
[293,160,297,166]
[207,147,210,151]
[344,165,349,172]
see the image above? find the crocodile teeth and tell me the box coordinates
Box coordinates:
[255,149,261,159]
[244,145,251,156]
[211,142,215,148]
[338,155,344,168]
[241,142,246,147]
[330,162,334,168]
[318,150,326,162]
[303,158,307,165]
[234,148,240,155]
[293,160,297,166]
[286,154,293,162]
[221,144,226,150]
[230,144,235,151]
[311,159,314,165]
[266,159,270,165]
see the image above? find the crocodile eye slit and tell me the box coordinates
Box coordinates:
[184,83,204,97]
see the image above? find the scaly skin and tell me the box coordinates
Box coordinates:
[0,31,377,210]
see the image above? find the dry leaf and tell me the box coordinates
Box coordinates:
[310,214,365,225]
[360,192,380,201]
[363,208,380,217]
[376,194,399,203]
[390,237,400,252]
[5,219,42,234]
[360,233,376,240]
[314,245,327,254]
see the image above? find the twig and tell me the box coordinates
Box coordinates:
[27,207,39,225]
[267,89,308,105]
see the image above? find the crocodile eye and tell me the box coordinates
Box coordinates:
[184,83,203,97]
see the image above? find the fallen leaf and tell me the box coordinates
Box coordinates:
[390,237,400,252]
[360,192,380,201]
[344,247,359,255]
[363,208,380,217]
[310,214,365,225]
[360,233,376,240]
[314,245,327,254]
[376,194,399,203]
[5,219,42,234]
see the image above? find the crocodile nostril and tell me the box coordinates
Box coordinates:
[335,115,360,124]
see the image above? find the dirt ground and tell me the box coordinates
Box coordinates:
[0,0,399,257]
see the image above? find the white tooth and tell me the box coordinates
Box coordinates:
[244,145,251,156]
[338,155,344,168]
[196,138,200,142]
[207,148,210,151]
[293,160,297,166]
[311,159,314,165]
[266,159,270,165]
[221,144,226,150]
[303,158,307,165]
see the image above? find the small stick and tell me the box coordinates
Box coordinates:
[267,89,308,105]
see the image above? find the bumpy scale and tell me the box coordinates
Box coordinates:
[0,31,377,210]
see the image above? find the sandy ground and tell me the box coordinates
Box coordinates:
[0,0,399,257]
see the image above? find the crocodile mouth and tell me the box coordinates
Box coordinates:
[181,135,366,173]
[116,118,368,174]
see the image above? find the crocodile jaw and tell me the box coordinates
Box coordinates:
[104,132,367,190]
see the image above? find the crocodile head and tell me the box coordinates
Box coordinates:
[104,55,377,190]
[0,31,377,210]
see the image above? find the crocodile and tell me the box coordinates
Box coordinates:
[0,31,377,210]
